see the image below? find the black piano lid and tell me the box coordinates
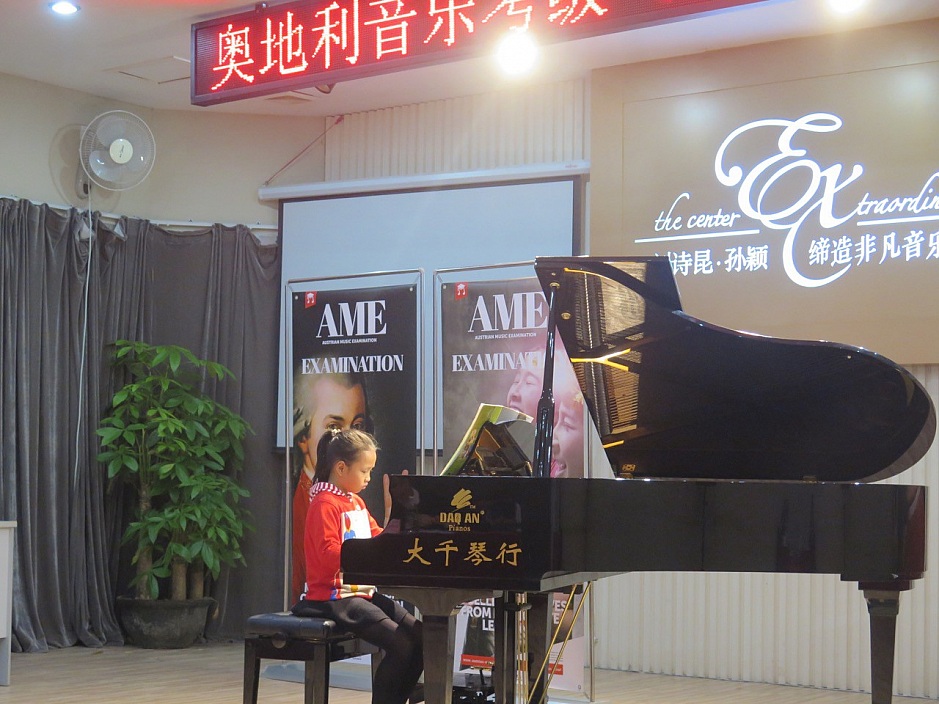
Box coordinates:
[534,256,937,483]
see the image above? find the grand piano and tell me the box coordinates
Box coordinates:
[343,256,935,704]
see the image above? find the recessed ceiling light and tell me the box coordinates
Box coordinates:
[495,31,539,77]
[827,0,866,13]
[50,1,80,15]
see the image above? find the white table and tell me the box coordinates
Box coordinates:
[0,522,15,686]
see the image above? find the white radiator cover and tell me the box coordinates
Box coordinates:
[324,79,588,180]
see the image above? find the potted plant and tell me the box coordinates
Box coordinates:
[97,340,252,648]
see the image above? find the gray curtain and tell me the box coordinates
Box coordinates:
[0,197,286,651]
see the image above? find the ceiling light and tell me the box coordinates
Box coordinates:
[495,31,539,77]
[827,0,866,13]
[50,1,80,15]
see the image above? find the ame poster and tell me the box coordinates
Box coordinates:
[440,277,584,478]
[289,283,418,603]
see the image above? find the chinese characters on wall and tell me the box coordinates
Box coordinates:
[640,114,939,288]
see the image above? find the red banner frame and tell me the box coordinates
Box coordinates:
[192,0,768,106]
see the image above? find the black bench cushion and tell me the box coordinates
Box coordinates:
[245,612,341,641]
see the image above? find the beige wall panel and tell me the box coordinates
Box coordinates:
[589,20,939,363]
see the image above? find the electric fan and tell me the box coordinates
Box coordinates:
[78,110,156,191]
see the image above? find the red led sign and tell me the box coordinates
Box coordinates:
[191,0,768,106]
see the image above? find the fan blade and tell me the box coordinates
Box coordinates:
[88,148,110,170]
[124,154,149,173]
[89,149,122,183]
[93,113,128,145]
[134,138,155,163]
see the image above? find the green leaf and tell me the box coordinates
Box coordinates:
[96,426,123,444]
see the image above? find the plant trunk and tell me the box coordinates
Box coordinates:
[135,547,153,600]
[189,561,205,599]
[135,484,153,600]
[170,558,187,600]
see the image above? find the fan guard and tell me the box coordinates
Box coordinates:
[79,110,155,191]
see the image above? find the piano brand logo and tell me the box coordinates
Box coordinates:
[468,293,548,333]
[440,488,484,532]
[451,488,473,510]
[316,300,387,339]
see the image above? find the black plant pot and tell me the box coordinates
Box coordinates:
[116,596,216,649]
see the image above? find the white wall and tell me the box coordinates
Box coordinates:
[0,71,327,226]
[0,71,587,223]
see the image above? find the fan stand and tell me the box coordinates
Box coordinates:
[72,187,95,486]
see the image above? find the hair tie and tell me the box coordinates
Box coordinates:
[328,427,341,440]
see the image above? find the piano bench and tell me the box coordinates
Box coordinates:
[243,611,379,704]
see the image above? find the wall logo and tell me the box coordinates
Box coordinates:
[642,112,939,288]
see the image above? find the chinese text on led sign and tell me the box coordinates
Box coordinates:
[191,0,767,105]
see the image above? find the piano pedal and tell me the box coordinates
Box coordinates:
[452,668,494,704]
[451,687,495,704]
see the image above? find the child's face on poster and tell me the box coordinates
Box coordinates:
[505,366,542,418]
[551,396,584,478]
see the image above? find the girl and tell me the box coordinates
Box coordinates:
[292,428,422,704]
[290,371,370,601]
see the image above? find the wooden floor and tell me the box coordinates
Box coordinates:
[0,641,929,704]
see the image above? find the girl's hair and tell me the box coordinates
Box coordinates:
[314,428,379,483]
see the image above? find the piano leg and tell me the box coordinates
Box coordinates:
[491,592,553,704]
[862,588,903,704]
[493,594,520,704]
[422,611,459,704]
[526,592,553,704]
[381,587,495,704]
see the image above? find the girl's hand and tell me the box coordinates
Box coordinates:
[383,469,409,527]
